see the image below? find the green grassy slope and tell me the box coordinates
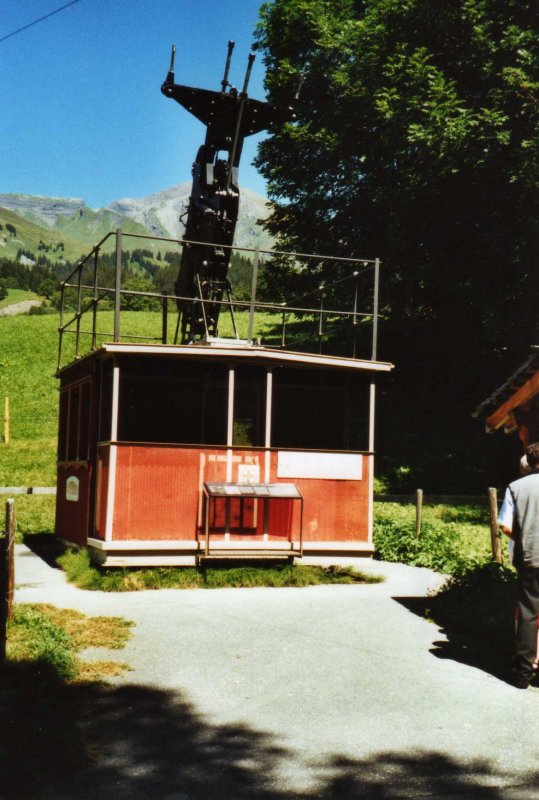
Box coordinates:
[0,207,88,264]
[54,208,160,252]
[0,205,174,265]
[1,315,58,485]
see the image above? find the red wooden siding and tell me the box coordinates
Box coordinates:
[270,451,370,541]
[112,446,201,540]
[100,445,370,544]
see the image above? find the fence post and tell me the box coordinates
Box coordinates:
[3,397,9,444]
[415,489,423,537]
[488,487,503,564]
[0,498,15,663]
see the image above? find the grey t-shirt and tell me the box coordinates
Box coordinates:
[509,472,539,568]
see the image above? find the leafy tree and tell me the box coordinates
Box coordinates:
[255,0,539,490]
[0,278,7,301]
[229,252,258,300]
[38,278,57,300]
[121,275,160,311]
[154,260,178,295]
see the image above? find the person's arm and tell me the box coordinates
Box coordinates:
[498,488,514,538]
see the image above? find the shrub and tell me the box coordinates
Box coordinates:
[373,503,490,573]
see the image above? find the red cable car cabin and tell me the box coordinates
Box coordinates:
[55,341,392,566]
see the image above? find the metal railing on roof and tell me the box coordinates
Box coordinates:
[57,229,381,371]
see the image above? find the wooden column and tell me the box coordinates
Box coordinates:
[1,498,15,663]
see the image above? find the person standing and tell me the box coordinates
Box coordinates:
[499,442,539,688]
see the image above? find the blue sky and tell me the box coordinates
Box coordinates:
[0,0,270,207]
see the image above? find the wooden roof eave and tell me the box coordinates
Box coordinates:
[473,346,539,421]
[485,370,539,433]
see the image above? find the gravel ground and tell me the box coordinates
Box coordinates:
[13,544,539,799]
[0,299,42,316]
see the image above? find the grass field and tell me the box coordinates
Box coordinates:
[2,310,499,572]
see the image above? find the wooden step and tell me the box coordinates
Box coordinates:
[198,550,298,561]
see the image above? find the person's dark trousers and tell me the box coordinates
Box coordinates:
[514,566,539,681]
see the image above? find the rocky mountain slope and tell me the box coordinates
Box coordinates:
[0,183,272,257]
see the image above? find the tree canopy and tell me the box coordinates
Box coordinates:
[254,0,539,490]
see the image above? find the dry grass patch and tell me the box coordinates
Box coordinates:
[75,660,133,683]
[7,603,134,683]
[32,603,133,650]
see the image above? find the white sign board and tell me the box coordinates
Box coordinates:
[66,476,80,502]
[237,464,260,484]
[277,452,363,481]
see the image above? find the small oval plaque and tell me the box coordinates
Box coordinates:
[66,476,80,502]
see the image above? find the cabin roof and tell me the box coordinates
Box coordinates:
[56,341,394,377]
[472,346,539,431]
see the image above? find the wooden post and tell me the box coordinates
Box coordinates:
[415,489,423,537]
[3,397,9,444]
[488,487,503,564]
[0,498,15,663]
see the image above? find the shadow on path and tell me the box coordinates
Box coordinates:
[1,661,537,800]
[394,590,517,686]
[22,532,65,570]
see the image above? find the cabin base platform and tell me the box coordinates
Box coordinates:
[84,538,375,568]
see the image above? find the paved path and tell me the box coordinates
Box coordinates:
[13,545,539,799]
[0,299,42,316]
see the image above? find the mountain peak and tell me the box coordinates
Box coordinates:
[0,184,272,251]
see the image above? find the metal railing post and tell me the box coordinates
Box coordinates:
[280,303,287,348]
[196,274,209,339]
[162,292,168,344]
[371,257,380,361]
[352,270,359,359]
[57,282,66,370]
[92,248,99,350]
[318,284,325,354]
[75,262,83,358]
[247,247,259,343]
[114,229,122,342]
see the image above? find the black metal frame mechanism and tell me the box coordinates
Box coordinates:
[161,41,296,344]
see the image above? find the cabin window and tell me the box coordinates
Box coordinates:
[118,358,228,445]
[271,367,369,451]
[233,365,266,447]
[67,386,80,461]
[58,390,69,461]
[58,379,92,462]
